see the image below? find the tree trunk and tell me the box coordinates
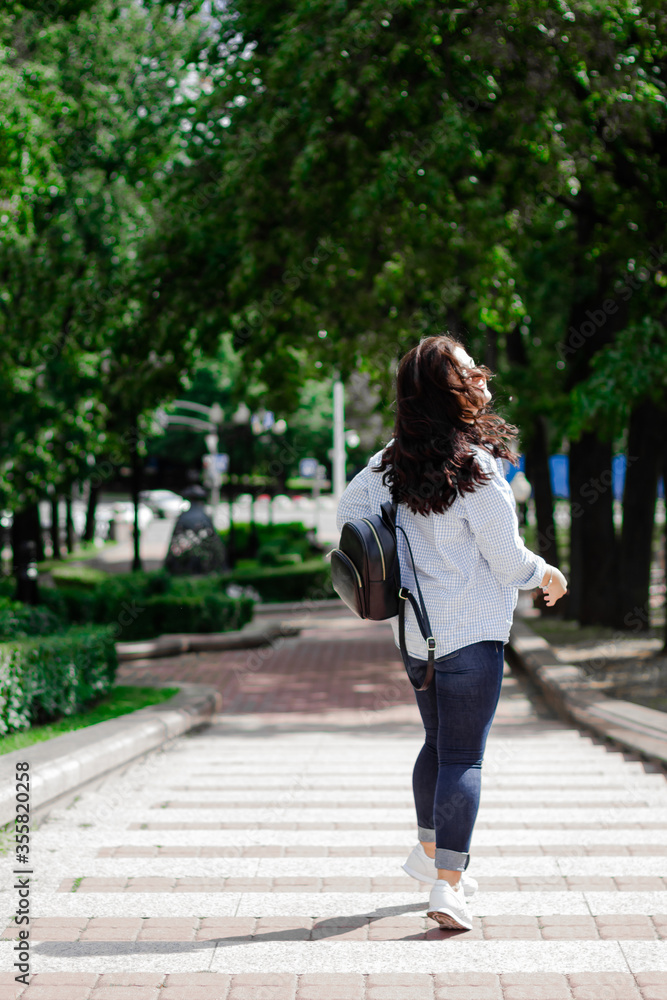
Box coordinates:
[65,494,75,553]
[615,400,663,631]
[504,325,560,580]
[83,482,100,542]
[567,433,618,625]
[663,425,667,654]
[560,230,629,626]
[34,503,45,563]
[524,414,561,617]
[50,496,62,559]
[524,414,559,569]
[11,503,42,602]
[130,419,143,572]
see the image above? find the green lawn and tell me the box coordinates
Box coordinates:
[0,685,180,756]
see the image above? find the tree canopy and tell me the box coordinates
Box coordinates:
[3,0,667,629]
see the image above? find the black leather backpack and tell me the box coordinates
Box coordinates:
[330,500,436,690]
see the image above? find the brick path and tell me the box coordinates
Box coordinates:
[2,606,667,998]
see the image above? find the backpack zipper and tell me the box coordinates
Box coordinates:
[361,519,385,580]
[332,549,363,587]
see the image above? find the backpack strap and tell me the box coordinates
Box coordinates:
[393,504,435,691]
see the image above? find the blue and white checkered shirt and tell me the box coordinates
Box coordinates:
[335,444,547,659]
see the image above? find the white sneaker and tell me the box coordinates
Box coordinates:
[427,878,474,930]
[401,843,478,897]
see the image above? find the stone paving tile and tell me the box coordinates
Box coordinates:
[15,608,667,992]
[568,971,643,998]
[60,874,667,893]
[538,917,599,940]
[157,990,227,999]
[88,989,161,999]
[97,843,667,857]
[6,913,666,943]
[296,972,365,999]
[19,988,94,1000]
[156,796,658,809]
[129,818,666,830]
[500,973,572,999]
[597,915,658,939]
[12,969,667,996]
[96,977,165,987]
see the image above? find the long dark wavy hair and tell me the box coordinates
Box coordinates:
[376,335,519,515]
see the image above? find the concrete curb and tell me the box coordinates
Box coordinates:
[508,617,667,767]
[0,682,221,827]
[253,598,342,616]
[116,620,302,661]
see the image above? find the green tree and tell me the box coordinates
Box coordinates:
[160,0,667,626]
[0,0,216,570]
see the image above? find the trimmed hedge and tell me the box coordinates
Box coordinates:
[218,521,324,566]
[219,559,334,603]
[0,597,66,639]
[39,567,255,641]
[0,624,118,735]
[119,593,254,641]
[44,558,332,617]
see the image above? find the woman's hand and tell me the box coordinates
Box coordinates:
[540,565,568,606]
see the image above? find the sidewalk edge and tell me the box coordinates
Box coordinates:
[115,620,301,661]
[0,682,221,827]
[508,618,667,768]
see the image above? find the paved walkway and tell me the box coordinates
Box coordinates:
[3,607,667,998]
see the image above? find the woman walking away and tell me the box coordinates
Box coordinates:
[335,335,567,931]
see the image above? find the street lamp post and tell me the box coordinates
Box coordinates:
[332,378,346,499]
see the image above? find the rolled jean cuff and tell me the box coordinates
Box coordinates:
[418,826,436,841]
[434,847,469,872]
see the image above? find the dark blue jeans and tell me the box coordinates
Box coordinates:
[408,639,505,871]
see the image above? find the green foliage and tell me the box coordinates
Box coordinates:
[568,317,667,439]
[217,521,320,565]
[0,685,179,756]
[48,565,110,588]
[0,0,216,512]
[43,557,329,614]
[41,566,255,638]
[219,558,334,603]
[120,593,254,640]
[0,598,66,639]
[0,624,118,735]
[0,578,17,600]
[40,585,96,624]
[151,0,667,457]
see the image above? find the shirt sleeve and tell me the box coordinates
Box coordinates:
[335,466,373,531]
[462,448,547,589]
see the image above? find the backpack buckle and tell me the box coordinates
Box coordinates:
[426,637,436,651]
[398,587,409,600]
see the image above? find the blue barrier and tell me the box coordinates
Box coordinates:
[505,454,664,502]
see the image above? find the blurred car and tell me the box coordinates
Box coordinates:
[98,500,154,528]
[138,490,188,518]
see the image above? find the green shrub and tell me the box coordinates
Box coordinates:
[0,597,66,639]
[41,585,96,624]
[121,593,254,640]
[42,567,256,639]
[49,564,109,588]
[221,558,334,603]
[0,624,118,735]
[218,521,320,563]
